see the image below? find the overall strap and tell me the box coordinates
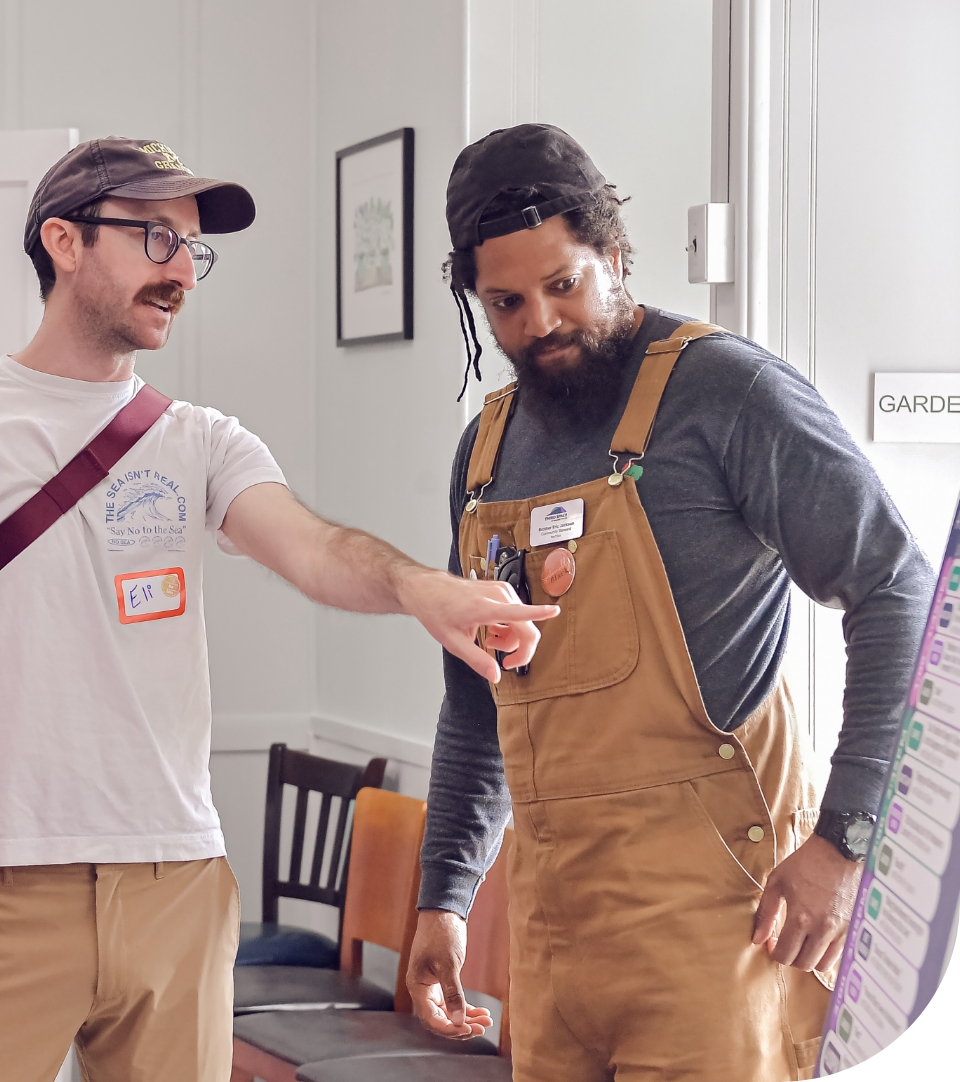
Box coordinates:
[0,383,172,572]
[465,382,517,495]
[611,321,725,455]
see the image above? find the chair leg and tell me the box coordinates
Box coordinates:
[232,1037,299,1082]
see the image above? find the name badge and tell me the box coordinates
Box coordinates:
[530,498,584,548]
[114,567,186,624]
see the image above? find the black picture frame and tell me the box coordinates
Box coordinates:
[336,127,414,346]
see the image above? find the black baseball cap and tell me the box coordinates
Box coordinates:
[446,123,606,250]
[24,137,256,255]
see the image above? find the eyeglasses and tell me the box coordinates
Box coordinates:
[64,217,218,280]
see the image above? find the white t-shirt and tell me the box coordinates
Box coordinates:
[0,355,286,865]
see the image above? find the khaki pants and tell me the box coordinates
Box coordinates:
[0,858,239,1082]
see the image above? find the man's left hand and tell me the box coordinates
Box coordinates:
[752,833,863,972]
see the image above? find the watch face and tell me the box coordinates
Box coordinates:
[846,817,875,858]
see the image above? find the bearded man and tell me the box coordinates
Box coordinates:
[406,124,934,1081]
[0,137,556,1082]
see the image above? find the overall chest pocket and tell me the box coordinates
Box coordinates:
[493,529,639,706]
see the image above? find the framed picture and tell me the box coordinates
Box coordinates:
[336,127,414,346]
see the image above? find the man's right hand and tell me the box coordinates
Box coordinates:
[407,909,493,1039]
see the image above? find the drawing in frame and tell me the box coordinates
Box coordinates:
[336,127,414,346]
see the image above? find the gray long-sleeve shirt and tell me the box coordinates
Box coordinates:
[419,307,935,917]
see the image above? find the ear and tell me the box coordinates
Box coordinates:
[609,244,624,280]
[39,218,86,278]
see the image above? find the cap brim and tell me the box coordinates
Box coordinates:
[107,177,256,233]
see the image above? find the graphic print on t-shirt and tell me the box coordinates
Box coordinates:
[104,467,187,554]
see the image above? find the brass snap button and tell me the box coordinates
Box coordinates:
[718,743,736,760]
[748,825,766,843]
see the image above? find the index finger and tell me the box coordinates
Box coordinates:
[485,602,560,624]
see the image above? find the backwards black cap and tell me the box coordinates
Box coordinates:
[445,124,607,398]
[446,123,606,251]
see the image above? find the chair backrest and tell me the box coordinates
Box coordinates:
[339,787,427,1012]
[261,743,387,924]
[459,828,514,1055]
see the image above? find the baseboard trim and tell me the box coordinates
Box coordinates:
[211,714,312,752]
[310,716,433,770]
[210,713,433,769]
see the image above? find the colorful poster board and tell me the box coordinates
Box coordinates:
[816,503,960,1075]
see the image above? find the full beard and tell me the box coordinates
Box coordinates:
[505,302,638,428]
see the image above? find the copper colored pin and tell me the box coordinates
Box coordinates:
[542,547,576,597]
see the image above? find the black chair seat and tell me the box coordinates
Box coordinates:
[236,922,339,968]
[233,1009,498,1065]
[296,1053,513,1081]
[234,966,394,1014]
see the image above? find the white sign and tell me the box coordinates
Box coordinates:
[873,373,960,442]
[529,498,585,548]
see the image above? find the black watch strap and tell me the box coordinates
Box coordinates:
[814,810,877,863]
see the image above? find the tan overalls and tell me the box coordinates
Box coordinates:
[460,323,833,1081]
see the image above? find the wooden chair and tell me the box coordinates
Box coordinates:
[234,745,388,1014]
[231,827,515,1082]
[295,830,514,1081]
[231,788,431,1081]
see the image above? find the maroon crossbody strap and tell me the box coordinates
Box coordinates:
[0,383,173,572]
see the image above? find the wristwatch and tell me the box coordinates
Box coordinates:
[814,810,877,863]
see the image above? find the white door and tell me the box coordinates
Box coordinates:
[0,128,78,355]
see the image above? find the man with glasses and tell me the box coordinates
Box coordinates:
[0,137,556,1081]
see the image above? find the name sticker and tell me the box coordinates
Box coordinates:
[114,567,186,624]
[530,498,584,548]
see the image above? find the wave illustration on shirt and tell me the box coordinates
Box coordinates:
[116,483,173,522]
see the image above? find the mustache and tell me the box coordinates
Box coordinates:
[134,282,185,316]
[520,328,592,364]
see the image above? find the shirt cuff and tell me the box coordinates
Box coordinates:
[417,862,482,920]
[820,759,890,816]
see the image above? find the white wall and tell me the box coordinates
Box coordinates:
[312,0,471,751]
[463,0,714,418]
[812,0,960,561]
[738,0,960,761]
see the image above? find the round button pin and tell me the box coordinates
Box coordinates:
[567,539,578,554]
[718,743,736,760]
[160,574,181,597]
[542,548,576,597]
[748,826,766,843]
[608,472,624,487]
[465,498,478,513]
